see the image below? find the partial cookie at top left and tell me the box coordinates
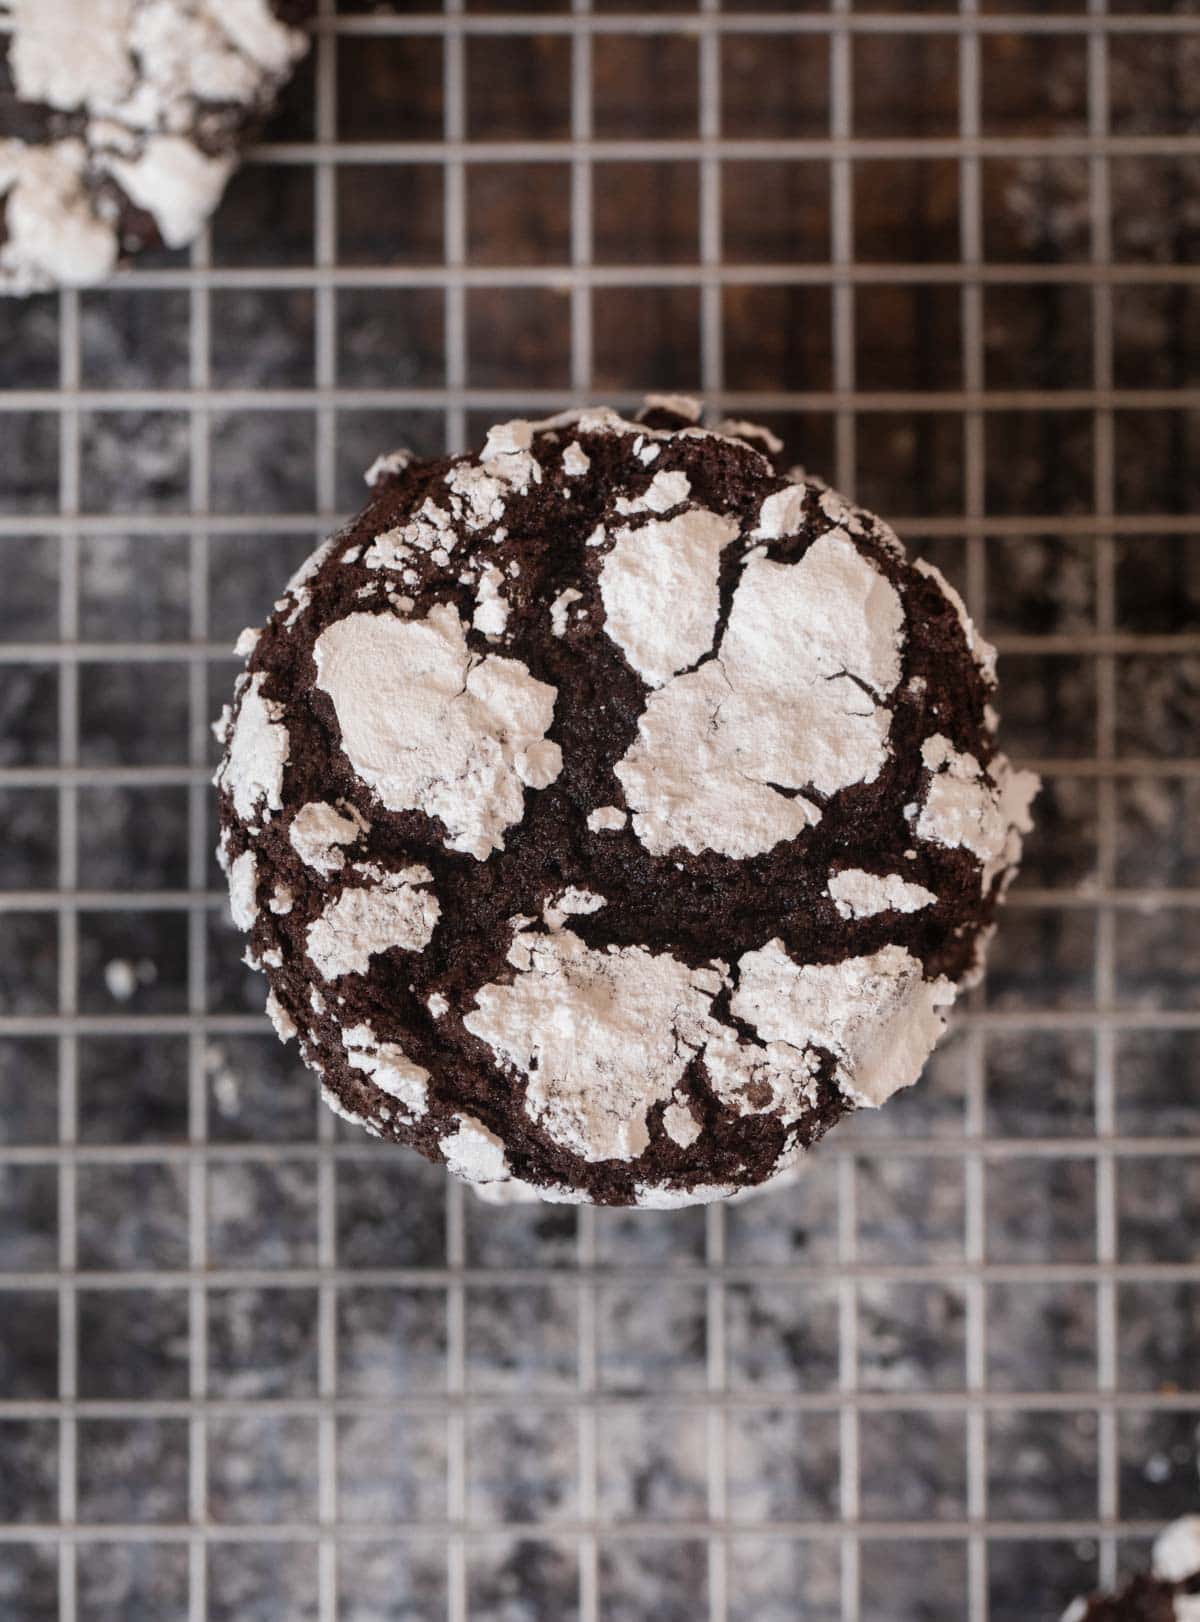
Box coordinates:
[0,0,311,295]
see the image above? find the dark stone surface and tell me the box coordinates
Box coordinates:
[0,9,1198,1620]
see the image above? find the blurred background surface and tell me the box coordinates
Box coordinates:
[0,2,1199,1618]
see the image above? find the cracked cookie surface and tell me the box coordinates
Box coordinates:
[0,0,309,293]
[215,398,1037,1207]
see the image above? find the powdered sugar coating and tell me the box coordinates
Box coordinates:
[289,801,368,876]
[827,868,938,920]
[342,1024,429,1120]
[753,484,808,541]
[106,136,234,247]
[916,734,1039,893]
[615,531,904,858]
[732,941,956,1109]
[662,1100,703,1148]
[305,867,439,981]
[614,468,691,517]
[641,393,703,424]
[228,850,259,932]
[0,141,119,291]
[472,565,510,640]
[215,673,289,824]
[550,587,582,637]
[542,887,606,932]
[464,928,728,1163]
[599,508,738,688]
[438,1115,509,1184]
[586,805,627,833]
[0,0,308,295]
[1154,1517,1200,1586]
[313,606,562,861]
[635,1182,736,1210]
[701,1021,820,1122]
[265,989,296,1043]
[216,398,1036,1207]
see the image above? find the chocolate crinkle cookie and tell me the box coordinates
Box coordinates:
[214,398,1038,1209]
[1061,1517,1200,1621]
[0,0,310,294]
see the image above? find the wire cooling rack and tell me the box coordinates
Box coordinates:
[1,2,1199,1619]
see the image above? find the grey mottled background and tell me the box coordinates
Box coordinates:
[0,2,1199,1619]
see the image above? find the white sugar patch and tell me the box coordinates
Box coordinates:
[916,734,1039,892]
[342,1022,429,1119]
[700,1024,820,1122]
[599,508,738,689]
[215,673,289,824]
[616,530,905,858]
[473,1177,589,1207]
[524,404,772,478]
[614,468,692,517]
[472,565,509,640]
[10,0,138,110]
[227,849,258,932]
[288,801,367,877]
[817,485,871,540]
[320,1083,369,1130]
[550,587,582,638]
[641,394,702,423]
[732,940,955,1110]
[827,868,937,920]
[278,537,336,628]
[213,0,306,75]
[586,805,627,832]
[717,418,784,456]
[265,990,296,1044]
[439,1115,509,1184]
[562,442,590,477]
[753,484,808,540]
[0,142,119,292]
[313,606,562,860]
[364,500,453,571]
[662,1100,702,1148]
[542,887,606,933]
[108,136,235,247]
[465,930,722,1163]
[305,867,439,981]
[1153,1516,1200,1586]
[444,418,542,531]
[635,1183,736,1209]
[364,448,412,487]
[13,0,303,115]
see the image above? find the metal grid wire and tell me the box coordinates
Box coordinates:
[1,2,1199,1619]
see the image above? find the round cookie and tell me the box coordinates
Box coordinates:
[214,399,1038,1208]
[1060,1516,1200,1621]
[0,0,309,295]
